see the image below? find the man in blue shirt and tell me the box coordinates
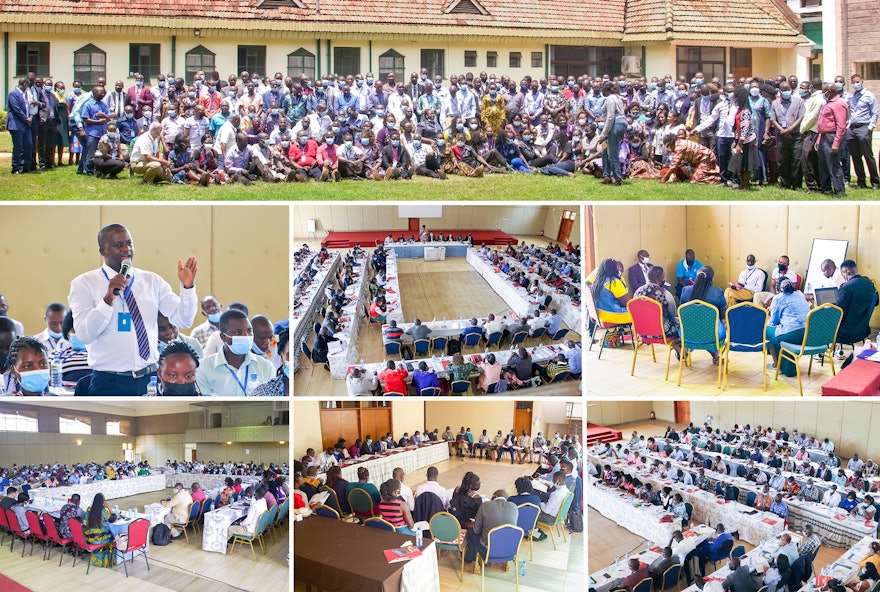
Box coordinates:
[460,318,483,344]
[81,85,110,176]
[847,75,879,190]
[564,341,582,378]
[695,523,733,575]
[676,249,703,299]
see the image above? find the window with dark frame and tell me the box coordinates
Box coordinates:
[464,51,477,68]
[333,47,361,78]
[531,51,543,68]
[509,52,522,69]
[128,43,161,80]
[15,42,50,77]
[185,45,216,84]
[287,47,316,80]
[676,46,726,83]
[421,49,445,80]
[237,45,267,77]
[487,51,497,68]
[857,62,880,80]
[378,49,406,83]
[73,44,106,89]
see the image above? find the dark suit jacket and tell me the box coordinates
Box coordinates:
[836,275,877,344]
[473,497,518,547]
[6,88,30,131]
[381,144,412,170]
[627,263,650,295]
[722,565,759,592]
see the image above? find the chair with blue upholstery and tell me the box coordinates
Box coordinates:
[462,332,482,351]
[657,564,682,592]
[414,339,431,356]
[314,505,340,520]
[677,300,726,388]
[529,327,546,344]
[385,341,402,358]
[550,328,569,342]
[451,380,471,395]
[515,503,540,562]
[431,336,448,356]
[548,370,571,383]
[632,578,652,592]
[364,517,395,531]
[419,386,442,396]
[476,525,524,592]
[510,331,528,348]
[723,302,769,391]
[486,332,502,349]
[775,303,844,396]
[746,491,757,507]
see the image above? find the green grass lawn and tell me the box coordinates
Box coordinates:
[2,129,878,200]
[0,160,869,201]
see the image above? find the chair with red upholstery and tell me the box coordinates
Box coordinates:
[628,296,678,381]
[116,518,150,577]
[25,510,50,558]
[42,512,74,566]
[5,508,30,556]
[68,517,108,574]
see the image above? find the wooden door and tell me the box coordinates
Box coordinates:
[557,212,574,244]
[191,449,197,463]
[674,401,691,426]
[514,401,533,435]
[320,408,360,450]
[360,407,392,443]
[408,218,420,232]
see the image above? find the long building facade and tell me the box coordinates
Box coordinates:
[2,0,810,102]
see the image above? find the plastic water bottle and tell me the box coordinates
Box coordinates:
[625,552,630,563]
[246,373,259,395]
[114,503,119,514]
[519,560,527,577]
[615,556,620,568]
[415,525,423,548]
[51,352,63,392]
[146,377,158,396]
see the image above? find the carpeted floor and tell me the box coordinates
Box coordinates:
[0,573,35,592]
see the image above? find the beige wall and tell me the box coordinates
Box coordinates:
[391,400,426,437]
[0,204,288,335]
[542,206,582,246]
[587,400,655,427]
[135,433,187,465]
[194,442,289,466]
[293,205,550,239]
[424,401,516,435]
[593,204,880,326]
[293,402,323,460]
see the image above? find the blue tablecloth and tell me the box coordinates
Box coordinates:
[390,244,469,258]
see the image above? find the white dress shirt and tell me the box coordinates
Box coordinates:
[415,480,451,508]
[399,482,415,511]
[737,267,766,293]
[35,328,71,354]
[68,264,197,372]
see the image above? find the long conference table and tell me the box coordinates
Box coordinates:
[295,514,440,592]
[614,445,876,547]
[28,474,167,502]
[588,454,786,544]
[467,249,581,333]
[293,251,340,373]
[163,472,260,491]
[318,442,449,485]
[387,240,471,259]
[326,251,371,378]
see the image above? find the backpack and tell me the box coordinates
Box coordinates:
[151,523,171,546]
[567,508,583,533]
[446,339,461,356]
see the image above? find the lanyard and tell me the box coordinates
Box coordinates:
[226,364,249,395]
[101,267,135,300]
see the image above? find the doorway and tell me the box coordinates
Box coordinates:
[557,209,576,244]
[408,218,420,232]
[674,401,690,426]
[514,401,533,435]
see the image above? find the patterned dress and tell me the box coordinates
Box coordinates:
[83,508,117,567]
[480,94,507,135]
[633,282,680,338]
[669,139,721,184]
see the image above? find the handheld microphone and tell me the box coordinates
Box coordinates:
[113,259,133,296]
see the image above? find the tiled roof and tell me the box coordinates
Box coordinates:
[623,0,805,42]
[0,0,805,43]
[0,0,625,34]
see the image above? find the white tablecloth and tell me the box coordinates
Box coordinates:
[588,478,713,545]
[293,252,340,373]
[401,540,441,592]
[164,473,258,491]
[794,535,870,592]
[327,253,370,378]
[319,442,450,484]
[383,250,404,325]
[424,247,445,261]
[32,475,166,502]
[468,249,581,333]
[202,501,250,554]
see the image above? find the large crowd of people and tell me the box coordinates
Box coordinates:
[0,460,152,489]
[8,67,875,192]
[294,425,582,571]
[588,249,877,373]
[592,422,880,590]
[0,224,288,396]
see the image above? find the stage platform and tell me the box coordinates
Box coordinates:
[586,422,623,445]
[322,229,519,249]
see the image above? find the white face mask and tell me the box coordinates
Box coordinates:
[641,257,650,265]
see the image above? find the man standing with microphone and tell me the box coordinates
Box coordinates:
[69,223,198,395]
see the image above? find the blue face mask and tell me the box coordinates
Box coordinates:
[158,81,166,88]
[226,335,254,356]
[391,140,400,147]
[835,82,844,92]
[489,91,497,97]
[207,312,222,324]
[299,136,308,145]
[47,328,64,339]
[366,78,374,84]
[283,361,291,378]
[360,138,370,146]
[158,341,167,353]
[325,138,335,145]
[412,140,421,149]
[18,369,50,393]
[251,342,266,356]
[693,78,703,86]
[69,334,86,351]
[781,91,792,100]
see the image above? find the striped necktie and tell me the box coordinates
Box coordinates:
[124,288,151,361]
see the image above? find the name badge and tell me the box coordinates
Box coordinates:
[118,312,132,332]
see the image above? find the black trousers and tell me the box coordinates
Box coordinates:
[801,131,820,190]
[848,123,880,187]
[777,131,802,188]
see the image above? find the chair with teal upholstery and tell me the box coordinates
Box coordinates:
[429,511,467,581]
[677,300,726,388]
[775,303,843,396]
[230,510,270,561]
